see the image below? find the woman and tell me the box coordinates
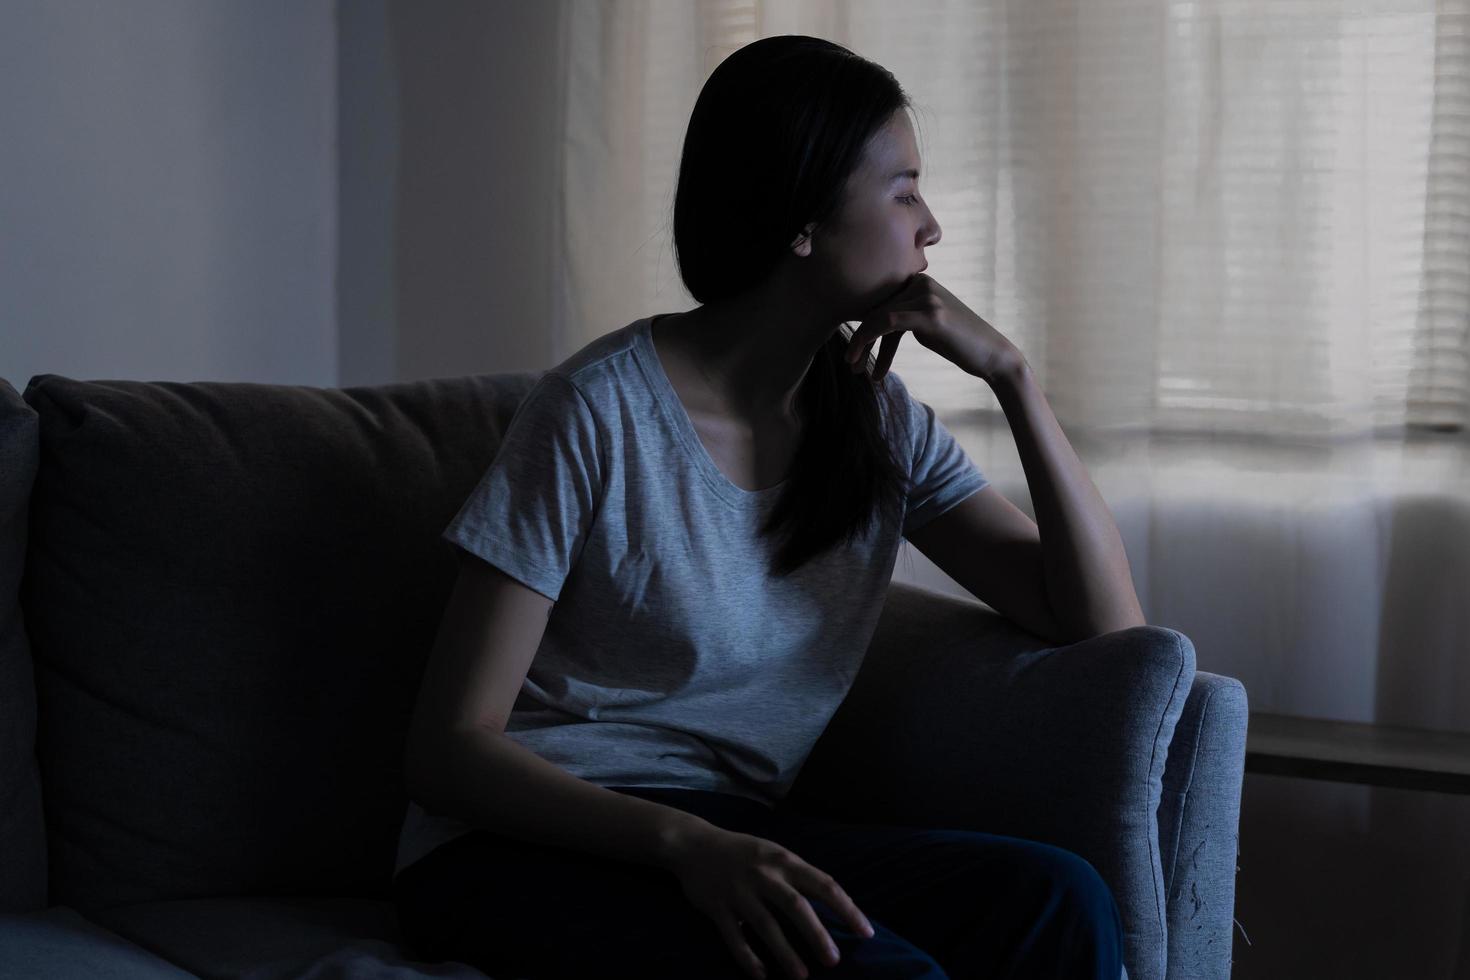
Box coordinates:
[394,34,1130,980]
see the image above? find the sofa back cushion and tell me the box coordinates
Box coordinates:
[21,371,539,915]
[0,379,47,913]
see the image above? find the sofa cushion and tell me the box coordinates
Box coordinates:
[0,904,197,978]
[21,372,539,915]
[88,896,493,979]
[0,378,47,913]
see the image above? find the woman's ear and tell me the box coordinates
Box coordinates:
[790,221,816,256]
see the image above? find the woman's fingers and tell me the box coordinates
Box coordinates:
[794,863,875,940]
[675,827,875,979]
[848,312,914,376]
[847,333,903,382]
[720,916,769,980]
[773,882,842,968]
[874,331,903,382]
[747,905,814,980]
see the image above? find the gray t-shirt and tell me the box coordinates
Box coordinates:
[395,314,989,877]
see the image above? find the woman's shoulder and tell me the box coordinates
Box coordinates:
[548,319,649,387]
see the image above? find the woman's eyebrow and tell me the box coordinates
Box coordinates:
[888,168,920,183]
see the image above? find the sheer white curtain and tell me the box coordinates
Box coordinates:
[554,0,1468,439]
[548,0,1470,727]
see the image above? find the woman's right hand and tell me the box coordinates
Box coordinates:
[664,816,876,980]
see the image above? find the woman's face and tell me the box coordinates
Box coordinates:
[809,110,941,321]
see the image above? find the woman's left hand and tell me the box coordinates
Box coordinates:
[843,273,1025,386]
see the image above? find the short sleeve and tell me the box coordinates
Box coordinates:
[883,369,990,539]
[442,372,604,602]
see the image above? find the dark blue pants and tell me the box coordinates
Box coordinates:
[393,786,1124,979]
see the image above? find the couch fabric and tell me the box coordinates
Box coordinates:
[0,905,197,979]
[0,372,1248,980]
[0,378,46,914]
[15,373,536,916]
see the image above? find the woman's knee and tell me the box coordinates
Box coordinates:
[1027,844,1122,930]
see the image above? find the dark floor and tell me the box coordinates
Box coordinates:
[1230,773,1470,979]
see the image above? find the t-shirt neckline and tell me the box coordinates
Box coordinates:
[634,314,789,506]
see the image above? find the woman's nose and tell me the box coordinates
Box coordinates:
[921,203,941,248]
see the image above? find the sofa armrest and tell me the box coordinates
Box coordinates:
[1158,671,1249,980]
[786,580,1200,980]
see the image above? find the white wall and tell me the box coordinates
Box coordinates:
[373,0,563,384]
[1,0,565,392]
[1,0,336,389]
[335,0,397,388]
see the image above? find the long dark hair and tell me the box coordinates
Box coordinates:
[670,35,914,577]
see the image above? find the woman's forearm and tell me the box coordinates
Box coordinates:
[988,357,1147,641]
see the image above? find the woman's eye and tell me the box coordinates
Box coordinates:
[898,194,918,206]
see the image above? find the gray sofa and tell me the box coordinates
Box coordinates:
[0,371,1248,980]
